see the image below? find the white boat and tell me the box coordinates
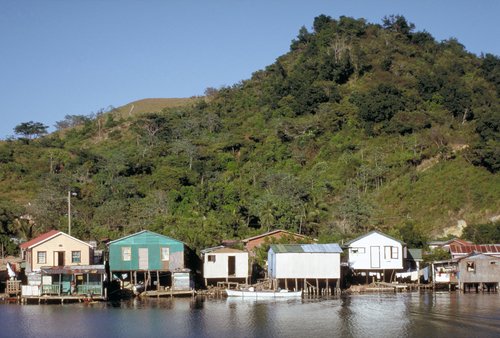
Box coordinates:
[225,288,302,298]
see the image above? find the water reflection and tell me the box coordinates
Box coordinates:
[1,292,499,338]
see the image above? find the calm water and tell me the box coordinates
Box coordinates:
[1,292,499,337]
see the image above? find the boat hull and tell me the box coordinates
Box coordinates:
[225,289,302,298]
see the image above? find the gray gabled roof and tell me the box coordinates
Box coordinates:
[270,243,342,254]
[344,230,406,247]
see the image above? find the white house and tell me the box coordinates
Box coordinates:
[268,243,342,294]
[345,231,406,282]
[201,246,248,286]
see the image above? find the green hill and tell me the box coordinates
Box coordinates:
[1,15,499,254]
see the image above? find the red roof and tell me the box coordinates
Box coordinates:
[19,230,61,249]
[450,244,500,255]
[446,238,473,246]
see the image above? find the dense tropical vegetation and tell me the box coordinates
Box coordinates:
[1,15,499,255]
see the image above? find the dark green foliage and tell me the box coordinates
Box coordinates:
[462,221,500,243]
[423,248,451,264]
[14,121,48,139]
[469,110,500,173]
[480,53,500,96]
[352,84,405,126]
[397,221,428,248]
[0,15,498,252]
[441,82,472,118]
[388,111,432,135]
[382,15,415,37]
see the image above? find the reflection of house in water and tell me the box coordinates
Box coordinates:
[457,253,500,292]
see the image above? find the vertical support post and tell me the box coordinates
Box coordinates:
[68,190,71,236]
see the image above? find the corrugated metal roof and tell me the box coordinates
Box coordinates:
[270,243,342,254]
[41,265,106,274]
[302,243,343,253]
[450,244,500,255]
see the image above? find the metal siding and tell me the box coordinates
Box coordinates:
[109,231,184,272]
[274,252,341,278]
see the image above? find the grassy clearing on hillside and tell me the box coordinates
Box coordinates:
[376,156,500,236]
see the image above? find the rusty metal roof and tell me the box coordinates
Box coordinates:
[450,244,500,255]
[40,265,106,274]
[270,243,342,254]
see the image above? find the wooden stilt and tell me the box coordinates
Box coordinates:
[295,278,298,292]
[326,279,329,295]
[316,279,319,295]
[285,278,288,290]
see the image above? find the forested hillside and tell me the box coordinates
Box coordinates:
[1,15,499,254]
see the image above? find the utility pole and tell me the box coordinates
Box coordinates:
[68,190,72,236]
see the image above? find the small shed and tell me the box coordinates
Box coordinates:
[201,246,249,286]
[268,243,342,294]
[108,230,185,290]
[458,253,500,292]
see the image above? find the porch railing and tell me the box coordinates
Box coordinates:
[77,283,102,295]
[41,284,60,295]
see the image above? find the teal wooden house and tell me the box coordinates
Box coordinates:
[108,230,186,290]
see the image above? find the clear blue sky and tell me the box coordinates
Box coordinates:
[1,0,499,139]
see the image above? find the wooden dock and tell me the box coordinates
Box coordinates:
[21,294,106,304]
[139,289,196,298]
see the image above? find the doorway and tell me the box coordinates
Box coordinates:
[138,248,149,270]
[370,246,380,268]
[54,251,65,266]
[228,256,236,276]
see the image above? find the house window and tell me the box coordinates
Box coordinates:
[161,247,170,261]
[391,247,398,259]
[208,255,216,263]
[384,246,399,259]
[384,246,391,259]
[350,247,365,254]
[122,247,131,261]
[71,251,81,263]
[37,251,46,264]
[467,262,475,272]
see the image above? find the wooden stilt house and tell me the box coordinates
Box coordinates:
[108,230,189,292]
